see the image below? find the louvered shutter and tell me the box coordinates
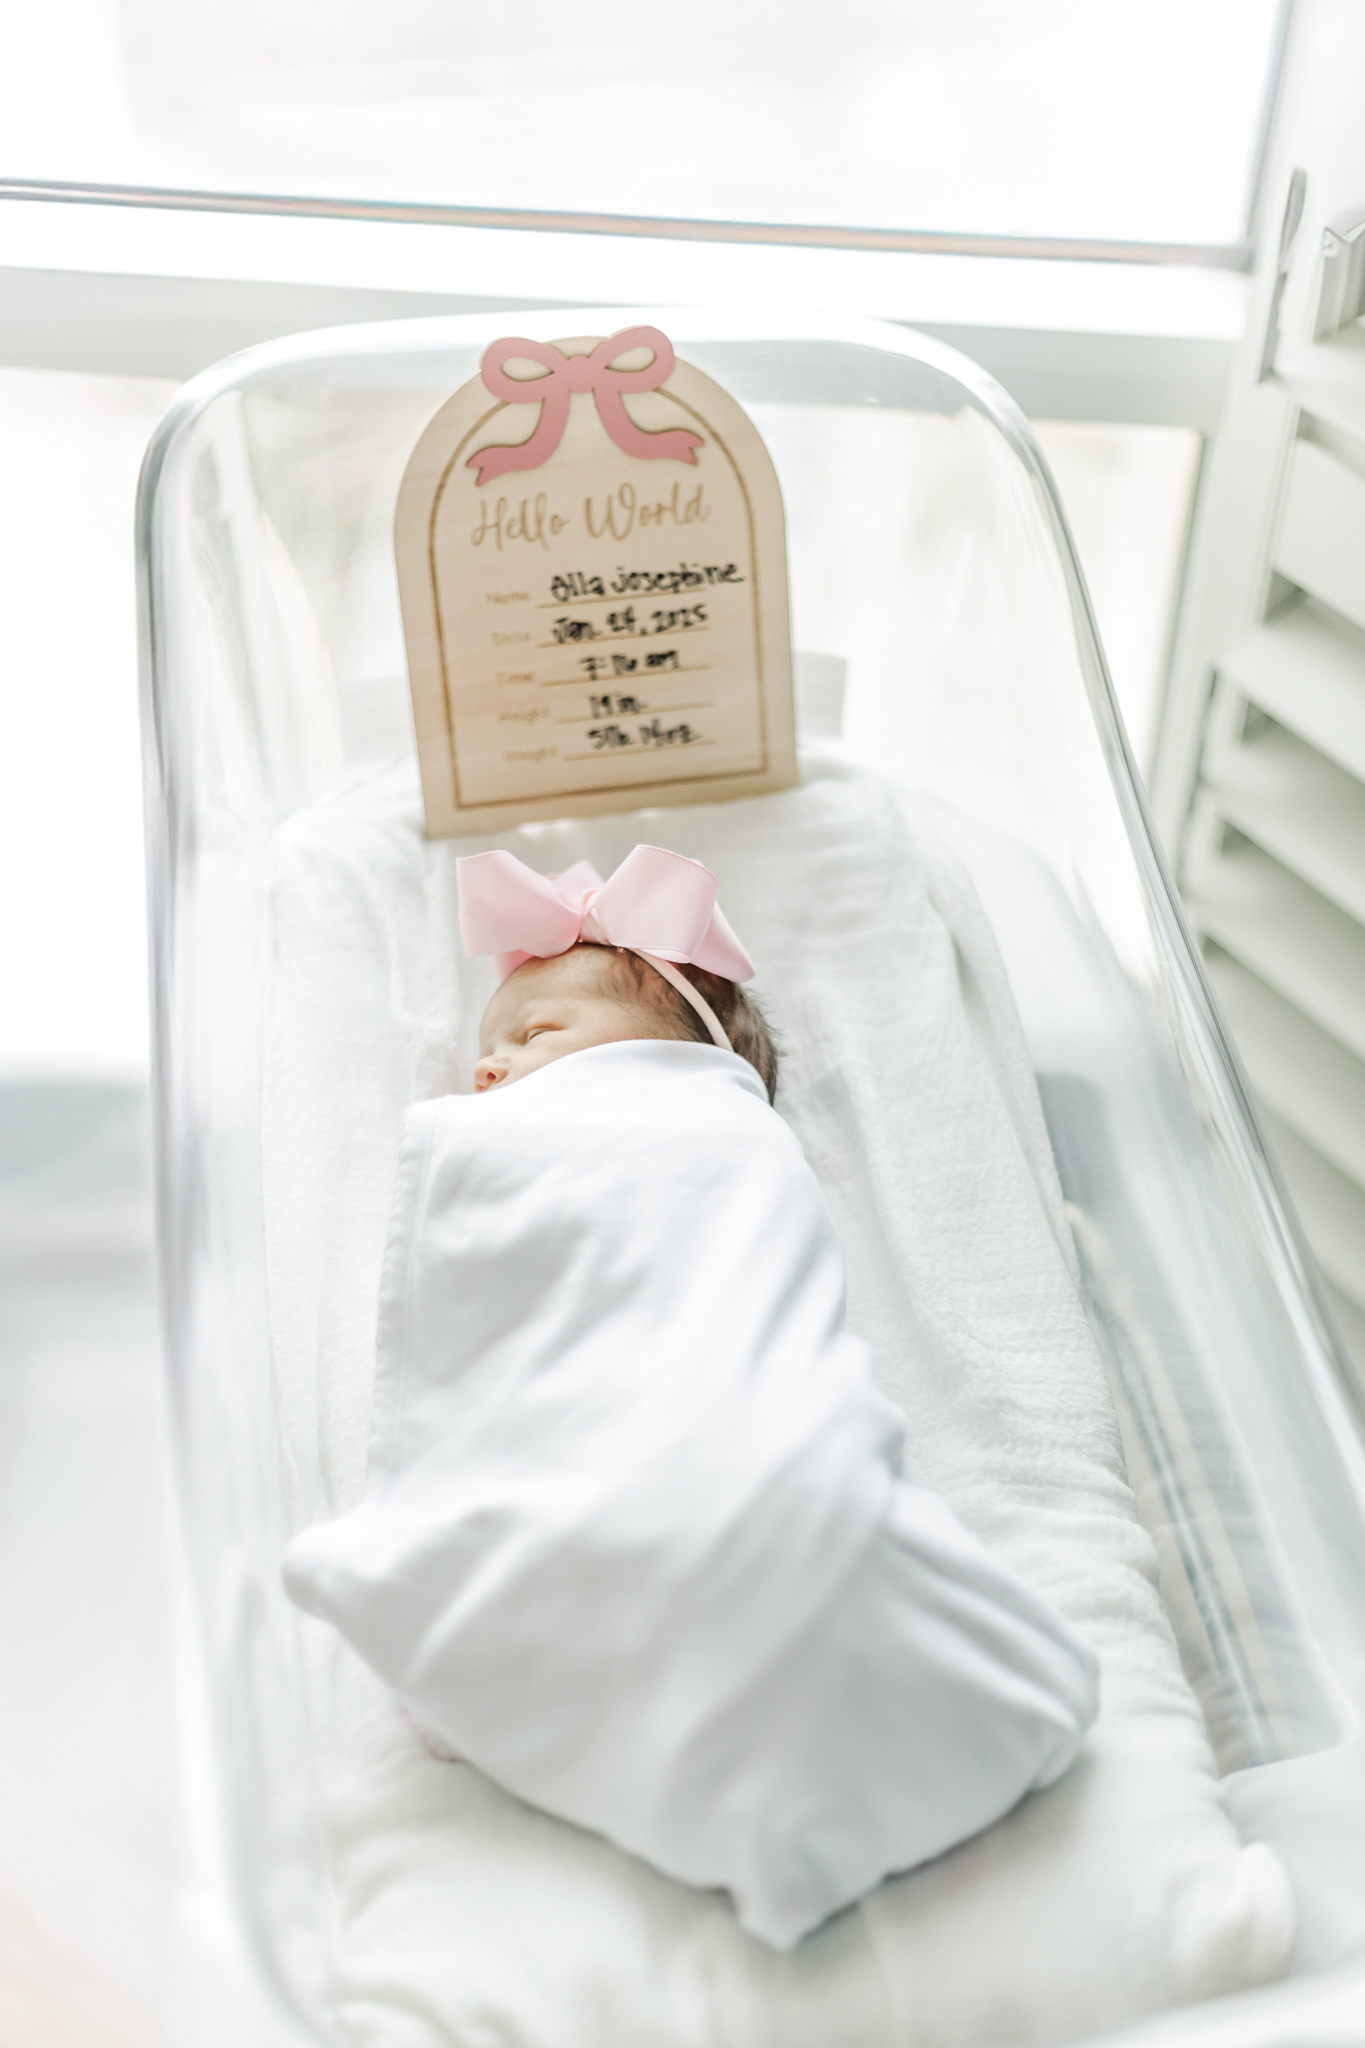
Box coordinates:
[1157,195,1365,1368]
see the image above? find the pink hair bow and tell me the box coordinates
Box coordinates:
[456,844,754,986]
[466,327,703,486]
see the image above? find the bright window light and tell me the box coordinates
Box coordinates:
[2,0,1284,249]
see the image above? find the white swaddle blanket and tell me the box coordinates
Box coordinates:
[283,1038,1097,1946]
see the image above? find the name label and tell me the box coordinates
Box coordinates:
[395,330,797,835]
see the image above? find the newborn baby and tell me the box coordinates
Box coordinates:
[474,934,778,1098]
[285,844,1098,1948]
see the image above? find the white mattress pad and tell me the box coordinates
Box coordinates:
[241,748,1293,2046]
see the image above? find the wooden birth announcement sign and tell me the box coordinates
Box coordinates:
[395,325,797,836]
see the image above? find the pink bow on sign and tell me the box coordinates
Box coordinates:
[456,845,754,986]
[466,327,704,486]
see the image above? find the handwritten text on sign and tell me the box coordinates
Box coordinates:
[395,328,796,836]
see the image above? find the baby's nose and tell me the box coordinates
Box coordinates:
[474,1055,507,1093]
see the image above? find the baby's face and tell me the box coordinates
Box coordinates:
[474,948,659,1093]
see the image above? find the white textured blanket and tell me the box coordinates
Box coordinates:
[250,749,1293,2045]
[283,1040,1097,1947]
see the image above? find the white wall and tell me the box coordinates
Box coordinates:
[0,370,176,1080]
[1034,421,1200,776]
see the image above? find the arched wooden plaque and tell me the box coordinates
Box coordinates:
[395,328,797,836]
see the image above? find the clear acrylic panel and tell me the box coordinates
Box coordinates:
[139,308,1365,2044]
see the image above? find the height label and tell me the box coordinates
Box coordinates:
[395,328,796,836]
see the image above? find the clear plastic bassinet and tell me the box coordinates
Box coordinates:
[138,309,1365,2046]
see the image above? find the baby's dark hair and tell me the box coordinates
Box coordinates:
[582,943,780,1102]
